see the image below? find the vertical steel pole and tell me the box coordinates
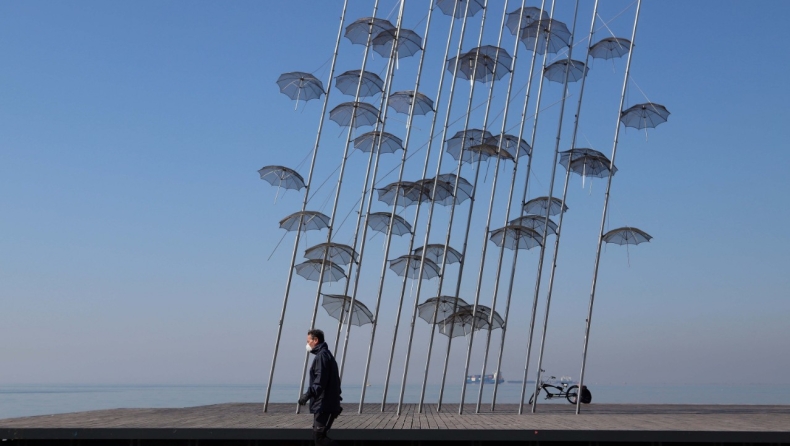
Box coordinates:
[296,0,385,414]
[577,0,641,415]
[263,0,348,413]
[530,0,580,414]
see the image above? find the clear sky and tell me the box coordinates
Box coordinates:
[2,0,789,392]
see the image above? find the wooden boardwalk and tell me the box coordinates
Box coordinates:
[2,403,790,444]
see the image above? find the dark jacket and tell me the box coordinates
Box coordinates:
[306,342,342,414]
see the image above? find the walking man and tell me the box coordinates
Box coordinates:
[298,329,342,446]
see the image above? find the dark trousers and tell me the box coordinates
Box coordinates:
[313,411,339,446]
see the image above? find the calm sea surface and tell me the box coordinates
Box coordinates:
[2,383,788,420]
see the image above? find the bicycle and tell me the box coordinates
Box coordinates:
[528,370,583,405]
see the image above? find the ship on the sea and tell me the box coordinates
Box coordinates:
[466,372,504,384]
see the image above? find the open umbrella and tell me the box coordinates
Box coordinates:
[447,46,512,83]
[388,91,434,115]
[417,296,470,324]
[279,211,330,232]
[490,224,543,250]
[329,102,380,128]
[486,134,531,159]
[389,254,440,280]
[436,0,485,18]
[258,165,305,203]
[413,244,463,265]
[276,72,325,109]
[322,294,374,326]
[520,18,571,55]
[437,307,500,337]
[602,226,652,265]
[366,212,412,236]
[335,70,384,97]
[416,177,457,205]
[506,7,548,35]
[304,242,359,266]
[620,102,670,130]
[436,173,474,203]
[353,131,403,154]
[344,17,394,45]
[475,305,505,329]
[543,59,589,83]
[523,196,568,216]
[589,37,632,60]
[376,181,431,207]
[509,215,558,236]
[372,28,423,59]
[445,129,492,154]
[295,259,346,283]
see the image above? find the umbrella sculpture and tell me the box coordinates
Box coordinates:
[436,173,474,204]
[558,147,608,165]
[294,259,346,283]
[505,6,548,34]
[353,131,403,154]
[344,17,394,45]
[372,28,423,59]
[475,305,505,330]
[486,134,531,160]
[509,214,558,236]
[620,102,670,130]
[329,102,380,128]
[416,178,457,206]
[523,196,568,216]
[602,226,652,266]
[567,154,618,182]
[418,296,470,324]
[388,91,434,115]
[335,70,384,97]
[489,224,543,250]
[258,165,305,203]
[366,212,412,236]
[322,294,374,326]
[445,129,492,153]
[276,72,325,108]
[589,37,632,60]
[388,254,441,280]
[413,244,463,265]
[543,59,589,83]
[304,242,359,266]
[447,46,513,83]
[437,306,502,338]
[520,18,571,55]
[436,0,485,18]
[278,211,330,232]
[376,181,431,208]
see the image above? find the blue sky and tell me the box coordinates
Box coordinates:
[2,0,789,393]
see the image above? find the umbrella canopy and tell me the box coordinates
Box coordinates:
[490,224,543,250]
[437,307,500,337]
[602,227,652,245]
[416,177,456,205]
[279,211,330,232]
[445,129,492,153]
[417,296,470,324]
[258,165,305,191]
[436,173,474,203]
[295,259,346,283]
[559,148,608,166]
[335,70,384,97]
[543,59,589,83]
[486,134,531,159]
[589,37,632,60]
[509,215,558,236]
[475,305,505,329]
[413,244,463,265]
[344,17,394,45]
[353,131,403,154]
[372,28,422,59]
[366,212,412,236]
[389,254,440,280]
[506,6,548,35]
[276,72,325,103]
[620,103,670,130]
[566,154,617,179]
[304,242,359,266]
[447,46,512,83]
[436,0,485,18]
[329,102,380,128]
[322,294,374,326]
[376,181,431,207]
[520,18,571,55]
[388,90,434,115]
[523,196,568,216]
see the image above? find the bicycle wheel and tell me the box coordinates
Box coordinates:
[528,389,539,405]
[566,385,579,404]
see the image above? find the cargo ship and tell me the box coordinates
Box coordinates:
[466,372,504,384]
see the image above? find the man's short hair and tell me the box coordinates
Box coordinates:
[307,329,325,343]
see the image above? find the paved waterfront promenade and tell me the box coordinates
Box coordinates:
[2,403,790,444]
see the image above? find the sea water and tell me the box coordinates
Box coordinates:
[2,383,789,419]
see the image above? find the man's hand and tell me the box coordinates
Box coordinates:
[298,393,309,406]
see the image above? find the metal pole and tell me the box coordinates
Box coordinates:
[296,0,385,414]
[530,0,580,414]
[535,0,599,412]
[263,0,348,413]
[473,0,531,414]
[457,0,513,416]
[577,0,641,415]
